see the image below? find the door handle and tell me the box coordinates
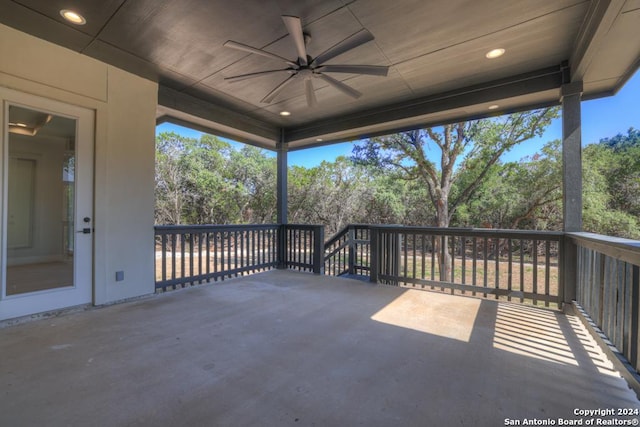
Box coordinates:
[77,228,92,234]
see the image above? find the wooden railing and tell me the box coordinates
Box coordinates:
[324,225,564,307]
[324,224,371,277]
[281,224,325,274]
[369,226,564,308]
[154,224,324,290]
[570,232,640,374]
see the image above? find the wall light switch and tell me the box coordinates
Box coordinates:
[115,271,124,282]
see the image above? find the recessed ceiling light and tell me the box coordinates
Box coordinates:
[316,138,323,142]
[60,9,86,25]
[488,104,499,110]
[485,48,505,59]
[279,111,291,116]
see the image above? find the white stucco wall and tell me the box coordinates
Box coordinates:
[0,23,157,305]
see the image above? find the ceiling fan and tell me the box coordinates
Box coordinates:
[223,15,389,107]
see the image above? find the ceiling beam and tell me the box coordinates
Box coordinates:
[283,65,565,144]
[158,86,280,146]
[570,0,626,82]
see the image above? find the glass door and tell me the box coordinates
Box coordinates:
[1,89,93,320]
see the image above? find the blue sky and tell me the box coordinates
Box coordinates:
[157,69,639,168]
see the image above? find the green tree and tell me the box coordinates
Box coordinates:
[288,157,375,236]
[228,145,277,223]
[155,132,254,225]
[582,136,640,239]
[155,132,190,224]
[455,139,562,230]
[352,108,559,228]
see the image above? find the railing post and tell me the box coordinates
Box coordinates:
[278,224,287,269]
[348,225,355,275]
[631,265,639,372]
[394,231,402,285]
[563,235,577,306]
[370,227,379,283]
[312,225,325,275]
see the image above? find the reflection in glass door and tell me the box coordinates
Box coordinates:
[5,105,76,295]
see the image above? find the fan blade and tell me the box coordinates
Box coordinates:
[314,64,389,76]
[311,29,375,66]
[224,40,298,67]
[282,16,308,66]
[262,75,297,103]
[316,74,361,99]
[305,79,317,107]
[225,69,294,83]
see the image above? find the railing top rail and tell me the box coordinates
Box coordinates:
[324,224,372,249]
[367,225,564,240]
[568,232,640,266]
[324,226,350,249]
[283,224,324,230]
[155,224,279,233]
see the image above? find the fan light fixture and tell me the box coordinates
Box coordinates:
[223,15,389,108]
[60,9,86,25]
[279,111,291,116]
[485,48,505,59]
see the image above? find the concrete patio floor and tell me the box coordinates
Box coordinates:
[1,270,638,426]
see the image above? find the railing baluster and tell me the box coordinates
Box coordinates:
[494,237,499,299]
[545,240,551,307]
[461,236,466,292]
[519,240,524,303]
[240,230,245,275]
[421,234,426,286]
[215,231,220,280]
[507,239,512,302]
[205,232,211,281]
[197,232,203,283]
[483,236,488,298]
[302,229,305,271]
[226,231,231,279]
[412,233,417,285]
[259,230,263,272]
[451,236,455,291]
[440,235,446,291]
[287,227,292,269]
[533,239,538,306]
[180,233,186,287]
[189,232,194,285]
[403,233,408,285]
[431,235,436,287]
[472,237,477,296]
[161,234,167,284]
[234,231,239,277]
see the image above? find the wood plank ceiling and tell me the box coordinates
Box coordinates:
[1,0,639,149]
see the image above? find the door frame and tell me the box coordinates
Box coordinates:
[0,88,94,321]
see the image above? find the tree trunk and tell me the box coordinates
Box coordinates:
[435,198,452,283]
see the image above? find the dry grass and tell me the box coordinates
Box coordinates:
[156,249,561,309]
[154,249,278,287]
[396,257,560,309]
